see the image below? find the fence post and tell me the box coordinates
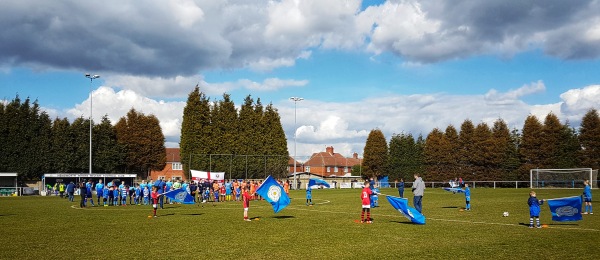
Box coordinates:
[493,181,496,189]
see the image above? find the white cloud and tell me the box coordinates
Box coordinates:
[66,86,185,138]
[559,85,600,123]
[484,80,546,105]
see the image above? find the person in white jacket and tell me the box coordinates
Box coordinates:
[412,173,425,213]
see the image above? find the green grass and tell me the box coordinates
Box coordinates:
[1,188,598,259]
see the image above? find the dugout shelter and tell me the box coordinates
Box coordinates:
[0,173,18,196]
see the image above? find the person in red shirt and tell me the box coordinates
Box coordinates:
[242,187,252,221]
[361,181,373,223]
[151,186,161,218]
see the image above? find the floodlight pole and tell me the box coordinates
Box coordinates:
[290,97,303,190]
[85,73,100,176]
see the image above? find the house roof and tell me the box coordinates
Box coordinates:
[304,151,362,167]
[166,148,180,162]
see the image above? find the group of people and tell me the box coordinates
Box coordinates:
[528,179,593,228]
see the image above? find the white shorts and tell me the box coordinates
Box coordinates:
[362,204,370,209]
[152,204,157,209]
[244,208,248,211]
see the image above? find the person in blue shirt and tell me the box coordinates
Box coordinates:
[372,184,380,207]
[165,179,173,204]
[155,177,165,209]
[528,190,544,228]
[134,184,141,205]
[306,187,313,206]
[66,181,76,202]
[397,178,405,198]
[95,179,104,205]
[583,180,593,214]
[102,185,109,207]
[85,180,95,207]
[225,180,232,202]
[143,186,150,205]
[112,185,119,206]
[464,183,471,211]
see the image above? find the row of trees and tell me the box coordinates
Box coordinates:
[363,109,600,182]
[0,96,166,180]
[180,86,289,179]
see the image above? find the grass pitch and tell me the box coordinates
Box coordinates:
[0,188,598,259]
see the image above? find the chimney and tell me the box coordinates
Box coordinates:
[326,146,334,155]
[353,152,358,159]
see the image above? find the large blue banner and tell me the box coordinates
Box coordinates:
[256,175,290,213]
[163,188,195,204]
[386,195,426,225]
[546,196,582,222]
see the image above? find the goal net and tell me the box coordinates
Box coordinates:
[530,168,597,189]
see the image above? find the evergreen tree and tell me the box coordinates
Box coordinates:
[362,129,388,178]
[472,122,493,181]
[444,125,460,180]
[389,133,421,181]
[519,115,544,174]
[93,116,125,173]
[70,117,90,173]
[115,108,166,177]
[579,109,600,169]
[262,103,289,178]
[424,128,446,181]
[458,120,476,178]
[540,113,564,168]
[180,86,212,176]
[50,118,74,173]
[490,119,516,180]
[210,94,238,173]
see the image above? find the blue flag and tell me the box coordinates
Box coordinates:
[256,175,290,213]
[546,196,582,222]
[162,188,195,204]
[443,187,464,193]
[308,178,330,188]
[386,195,426,225]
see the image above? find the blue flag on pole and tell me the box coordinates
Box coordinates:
[386,195,426,224]
[308,178,330,188]
[546,196,582,222]
[256,175,290,213]
[162,188,195,204]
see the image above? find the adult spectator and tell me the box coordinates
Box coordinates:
[411,174,425,213]
[397,178,405,198]
[154,177,165,209]
[66,181,76,202]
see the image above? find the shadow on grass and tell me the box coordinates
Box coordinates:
[158,213,176,217]
[272,215,295,219]
[181,213,203,216]
[389,220,420,225]
[441,206,459,209]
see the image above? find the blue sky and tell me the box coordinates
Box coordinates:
[1,0,600,159]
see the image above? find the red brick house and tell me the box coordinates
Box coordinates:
[288,156,304,174]
[150,148,186,181]
[303,146,362,177]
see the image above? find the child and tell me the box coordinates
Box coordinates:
[583,180,593,214]
[361,181,373,223]
[528,190,544,228]
[242,187,251,221]
[225,180,232,202]
[102,185,109,207]
[464,183,471,211]
[235,184,241,202]
[151,186,160,217]
[306,187,313,206]
[121,184,128,206]
[213,182,220,202]
[134,184,141,205]
[143,186,150,205]
[220,184,226,202]
[372,184,380,207]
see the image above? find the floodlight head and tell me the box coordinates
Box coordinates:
[93,75,100,79]
[289,97,304,102]
[85,73,91,78]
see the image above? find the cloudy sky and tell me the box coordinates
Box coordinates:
[1,0,600,160]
